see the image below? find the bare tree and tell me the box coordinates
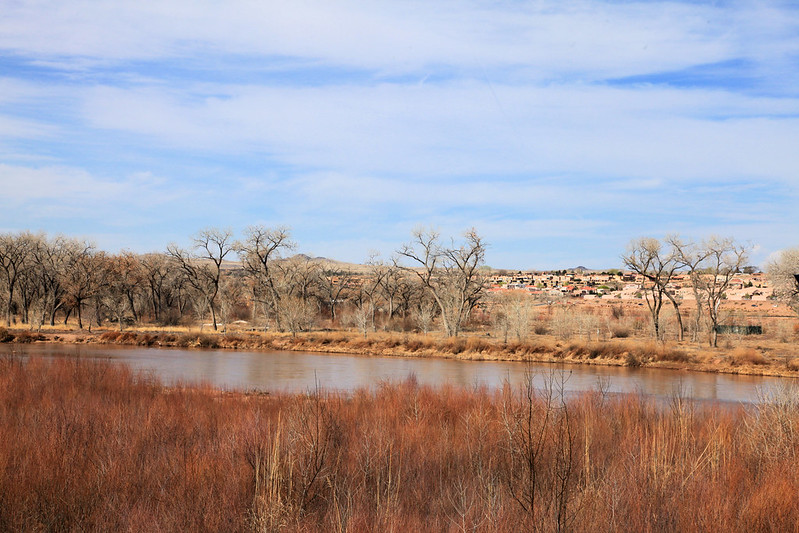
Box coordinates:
[60,242,106,330]
[167,228,233,331]
[235,225,294,331]
[102,254,132,331]
[317,268,353,324]
[622,237,682,341]
[675,237,750,347]
[140,253,184,324]
[218,273,247,333]
[397,227,487,337]
[767,247,799,315]
[668,236,712,342]
[378,260,407,324]
[0,232,35,325]
[414,298,437,335]
[28,235,71,327]
[493,290,536,343]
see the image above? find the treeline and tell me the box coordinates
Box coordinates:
[0,227,487,336]
[2,357,798,531]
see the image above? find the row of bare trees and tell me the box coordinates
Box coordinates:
[622,235,753,346]
[0,227,490,336]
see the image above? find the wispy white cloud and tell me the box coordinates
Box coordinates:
[75,81,799,185]
[0,1,766,77]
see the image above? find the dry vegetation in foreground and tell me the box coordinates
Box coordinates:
[3,323,799,378]
[1,357,799,532]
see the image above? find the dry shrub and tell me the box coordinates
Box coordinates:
[173,334,193,347]
[382,336,403,349]
[11,331,44,343]
[610,326,631,339]
[443,338,467,354]
[117,331,138,344]
[587,342,626,360]
[222,335,245,348]
[566,342,589,359]
[533,323,549,335]
[404,338,424,352]
[506,341,534,357]
[349,337,373,350]
[196,335,220,349]
[655,347,692,363]
[786,359,799,372]
[465,337,491,353]
[625,351,642,367]
[99,331,120,342]
[137,334,157,347]
[731,347,767,366]
[0,327,13,342]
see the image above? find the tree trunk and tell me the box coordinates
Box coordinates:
[664,292,684,342]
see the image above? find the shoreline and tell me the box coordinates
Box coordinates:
[3,326,799,379]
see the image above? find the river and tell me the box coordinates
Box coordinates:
[2,343,796,403]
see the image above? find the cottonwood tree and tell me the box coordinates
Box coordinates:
[378,260,407,323]
[218,273,247,333]
[674,236,750,347]
[273,255,321,332]
[140,253,184,324]
[28,235,71,327]
[167,228,233,331]
[493,290,536,343]
[668,236,711,342]
[235,225,294,331]
[622,237,683,341]
[317,268,353,324]
[60,242,107,329]
[397,227,487,337]
[767,247,799,315]
[0,232,34,325]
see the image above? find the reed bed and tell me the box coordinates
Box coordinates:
[1,357,798,531]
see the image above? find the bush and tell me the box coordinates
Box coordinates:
[12,331,44,343]
[611,326,631,339]
[654,347,692,363]
[625,351,642,367]
[99,331,121,342]
[196,335,219,349]
[0,327,13,343]
[731,347,767,366]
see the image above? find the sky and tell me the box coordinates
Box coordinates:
[1,0,798,270]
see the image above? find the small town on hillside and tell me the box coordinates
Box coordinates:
[484,269,771,302]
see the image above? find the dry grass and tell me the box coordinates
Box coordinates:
[1,357,799,532]
[730,347,768,366]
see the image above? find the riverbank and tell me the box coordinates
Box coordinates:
[3,325,798,379]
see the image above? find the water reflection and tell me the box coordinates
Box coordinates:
[1,343,795,403]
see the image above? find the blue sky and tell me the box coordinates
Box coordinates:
[1,0,798,269]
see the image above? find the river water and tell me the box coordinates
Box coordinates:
[3,343,796,403]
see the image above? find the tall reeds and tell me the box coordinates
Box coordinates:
[1,358,798,531]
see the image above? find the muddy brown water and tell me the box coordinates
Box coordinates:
[1,343,795,403]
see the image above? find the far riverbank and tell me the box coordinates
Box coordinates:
[3,326,799,379]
